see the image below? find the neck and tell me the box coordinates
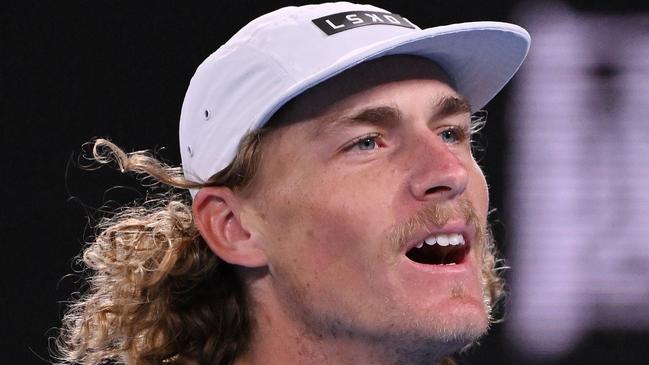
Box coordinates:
[235,277,456,365]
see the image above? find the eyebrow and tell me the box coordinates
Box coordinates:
[314,95,472,137]
[432,95,472,120]
[314,105,401,137]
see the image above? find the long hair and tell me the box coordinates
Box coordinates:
[55,123,503,365]
[55,129,268,365]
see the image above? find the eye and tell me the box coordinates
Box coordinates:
[439,126,469,144]
[343,133,383,152]
[356,137,377,150]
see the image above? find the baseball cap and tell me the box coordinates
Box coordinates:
[179,2,530,197]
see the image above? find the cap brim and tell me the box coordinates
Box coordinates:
[259,21,530,126]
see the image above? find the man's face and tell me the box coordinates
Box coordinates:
[244,56,492,352]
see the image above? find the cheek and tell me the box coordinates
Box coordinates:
[258,166,394,274]
[467,161,489,218]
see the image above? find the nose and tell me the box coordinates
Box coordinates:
[408,134,469,202]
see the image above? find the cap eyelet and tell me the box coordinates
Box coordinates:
[203,109,210,120]
[187,145,194,157]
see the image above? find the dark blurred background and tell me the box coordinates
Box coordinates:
[3,1,649,364]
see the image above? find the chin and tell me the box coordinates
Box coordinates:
[411,294,491,345]
[377,307,490,364]
[442,314,490,343]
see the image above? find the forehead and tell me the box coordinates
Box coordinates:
[269,55,458,128]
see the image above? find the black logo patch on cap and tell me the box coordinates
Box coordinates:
[312,11,416,35]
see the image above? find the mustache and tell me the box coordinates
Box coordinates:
[387,198,484,250]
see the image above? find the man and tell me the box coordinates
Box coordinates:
[56,2,529,365]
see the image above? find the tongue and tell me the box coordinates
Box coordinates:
[406,244,466,265]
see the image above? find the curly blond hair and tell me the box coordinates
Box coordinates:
[55,130,267,365]
[55,126,504,364]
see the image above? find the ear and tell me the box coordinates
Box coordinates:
[192,186,268,268]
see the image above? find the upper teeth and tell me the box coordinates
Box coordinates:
[422,233,465,247]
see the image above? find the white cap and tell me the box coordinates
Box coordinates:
[179,2,530,196]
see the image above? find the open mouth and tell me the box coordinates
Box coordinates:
[405,233,469,265]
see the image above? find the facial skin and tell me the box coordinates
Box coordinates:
[199,55,493,364]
